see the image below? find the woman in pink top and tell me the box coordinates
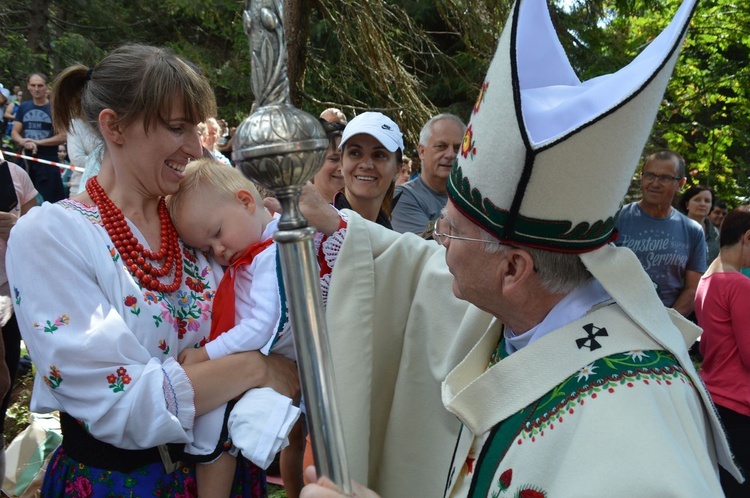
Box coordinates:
[694,206,750,498]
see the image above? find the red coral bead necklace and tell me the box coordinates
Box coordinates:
[86,176,183,293]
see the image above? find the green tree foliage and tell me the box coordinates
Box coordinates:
[658,0,750,203]
[1,0,747,203]
[555,0,750,203]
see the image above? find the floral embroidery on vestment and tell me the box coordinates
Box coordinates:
[463,445,478,475]
[515,350,690,446]
[489,468,548,498]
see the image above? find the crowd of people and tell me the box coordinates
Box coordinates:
[0,0,747,497]
[0,75,236,204]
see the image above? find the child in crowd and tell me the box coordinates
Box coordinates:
[168,158,302,498]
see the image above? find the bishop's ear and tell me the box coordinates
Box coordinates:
[500,248,537,295]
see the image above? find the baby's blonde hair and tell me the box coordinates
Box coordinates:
[167,158,264,219]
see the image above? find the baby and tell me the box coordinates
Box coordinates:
[168,158,302,498]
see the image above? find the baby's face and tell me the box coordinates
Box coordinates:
[174,189,264,266]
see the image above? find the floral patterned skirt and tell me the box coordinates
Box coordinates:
[41,445,267,497]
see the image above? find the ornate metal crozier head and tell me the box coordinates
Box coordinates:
[233,0,329,230]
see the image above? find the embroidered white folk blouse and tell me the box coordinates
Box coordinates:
[7,200,220,449]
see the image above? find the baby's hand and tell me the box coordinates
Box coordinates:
[178,347,210,365]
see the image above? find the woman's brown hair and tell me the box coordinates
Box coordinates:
[52,44,216,138]
[719,206,750,247]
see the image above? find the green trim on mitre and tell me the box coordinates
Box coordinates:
[448,164,615,252]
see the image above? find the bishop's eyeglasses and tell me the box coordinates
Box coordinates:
[432,215,490,246]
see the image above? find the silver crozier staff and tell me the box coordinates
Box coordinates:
[231,0,352,494]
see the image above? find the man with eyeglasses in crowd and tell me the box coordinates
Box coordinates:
[615,149,707,317]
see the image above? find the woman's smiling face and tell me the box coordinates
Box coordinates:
[341,133,398,205]
[113,96,202,197]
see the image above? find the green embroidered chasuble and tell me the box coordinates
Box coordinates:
[451,340,693,497]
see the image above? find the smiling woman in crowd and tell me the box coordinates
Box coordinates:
[332,112,404,229]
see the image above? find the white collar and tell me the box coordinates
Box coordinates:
[504,279,611,355]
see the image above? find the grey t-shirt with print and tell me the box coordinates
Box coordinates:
[391,176,447,234]
[615,202,706,307]
[615,202,707,307]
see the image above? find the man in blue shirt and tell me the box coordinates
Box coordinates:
[11,73,67,202]
[615,149,707,316]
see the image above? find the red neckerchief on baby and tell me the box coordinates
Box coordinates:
[209,237,274,341]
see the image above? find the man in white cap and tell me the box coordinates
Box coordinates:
[293,0,742,496]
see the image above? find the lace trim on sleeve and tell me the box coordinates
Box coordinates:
[315,210,348,309]
[163,367,180,416]
[162,363,194,421]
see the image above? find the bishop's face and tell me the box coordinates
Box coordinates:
[440,201,505,313]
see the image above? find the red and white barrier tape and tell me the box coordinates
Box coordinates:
[2,151,81,172]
